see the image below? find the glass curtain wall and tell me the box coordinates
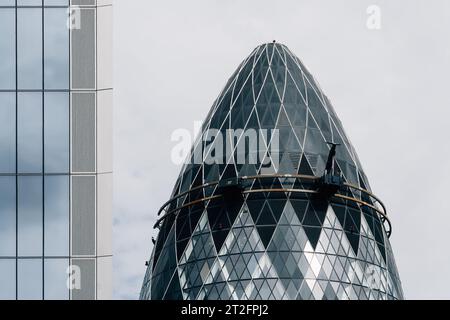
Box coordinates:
[0,0,70,300]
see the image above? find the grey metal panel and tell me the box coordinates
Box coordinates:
[96,90,113,173]
[72,176,96,256]
[72,92,96,173]
[96,5,113,90]
[71,8,96,89]
[72,0,97,6]
[71,259,96,300]
[97,173,112,256]
[96,256,112,300]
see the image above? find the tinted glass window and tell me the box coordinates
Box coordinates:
[0,93,16,173]
[0,177,16,257]
[0,259,16,300]
[44,8,69,89]
[44,259,69,300]
[17,8,42,90]
[18,258,42,300]
[18,92,43,173]
[44,93,69,173]
[44,176,69,256]
[18,176,43,257]
[0,9,15,90]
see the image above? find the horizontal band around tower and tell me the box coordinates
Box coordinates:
[154,174,392,238]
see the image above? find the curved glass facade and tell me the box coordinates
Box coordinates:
[140,43,403,300]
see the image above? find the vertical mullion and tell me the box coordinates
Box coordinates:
[69,0,72,301]
[41,0,45,301]
[95,1,98,300]
[14,0,18,301]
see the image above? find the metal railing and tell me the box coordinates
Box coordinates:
[153,174,392,238]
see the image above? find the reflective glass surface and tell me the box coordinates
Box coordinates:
[0,177,16,257]
[44,259,69,300]
[18,176,43,257]
[44,8,69,90]
[44,93,69,173]
[17,8,43,90]
[0,259,16,300]
[45,1,69,5]
[44,176,69,256]
[0,1,89,301]
[18,258,43,300]
[0,93,16,173]
[18,0,44,5]
[0,1,16,7]
[18,92,43,173]
[0,9,15,90]
[141,43,403,301]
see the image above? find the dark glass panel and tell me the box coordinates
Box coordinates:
[44,8,69,89]
[18,176,43,257]
[256,225,275,248]
[17,8,42,90]
[0,93,16,173]
[44,258,69,300]
[44,92,69,173]
[0,177,16,256]
[0,9,15,90]
[44,176,69,256]
[302,226,321,249]
[18,92,43,173]
[0,259,16,300]
[18,258,43,300]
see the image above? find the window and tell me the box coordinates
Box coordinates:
[0,177,16,257]
[0,1,16,6]
[17,8,42,90]
[44,0,69,5]
[44,8,69,89]
[44,93,69,173]
[0,9,15,90]
[0,259,16,300]
[18,0,44,5]
[44,259,69,300]
[18,258,43,300]
[44,176,69,256]
[18,92,43,173]
[18,176,43,257]
[0,93,16,173]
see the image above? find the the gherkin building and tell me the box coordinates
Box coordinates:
[140,43,403,300]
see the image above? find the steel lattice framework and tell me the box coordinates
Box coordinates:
[140,43,403,300]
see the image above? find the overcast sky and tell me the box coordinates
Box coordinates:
[113,0,450,299]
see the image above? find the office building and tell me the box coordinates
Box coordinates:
[140,43,403,300]
[0,0,113,300]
